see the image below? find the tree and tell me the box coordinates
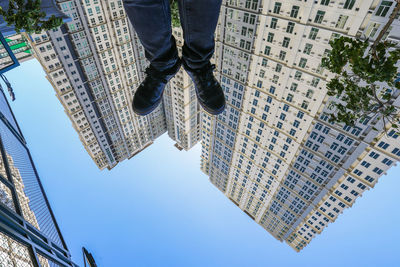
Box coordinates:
[322,1,400,132]
[170,0,180,28]
[0,0,63,33]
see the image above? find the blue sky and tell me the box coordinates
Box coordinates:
[5,59,400,267]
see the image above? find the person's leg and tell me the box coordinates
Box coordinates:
[123,0,181,115]
[177,0,222,69]
[123,0,179,71]
[176,0,225,115]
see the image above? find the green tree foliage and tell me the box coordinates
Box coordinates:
[322,3,400,131]
[170,0,180,28]
[0,0,63,33]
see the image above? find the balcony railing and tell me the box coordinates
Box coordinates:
[0,32,19,75]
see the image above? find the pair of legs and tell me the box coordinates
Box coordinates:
[123,0,222,71]
[124,0,226,116]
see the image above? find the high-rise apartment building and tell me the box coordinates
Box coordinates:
[164,27,201,151]
[31,0,167,170]
[0,87,76,265]
[31,1,200,169]
[201,0,400,251]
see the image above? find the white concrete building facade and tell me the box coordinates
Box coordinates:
[31,0,167,170]
[201,0,400,251]
[164,27,201,151]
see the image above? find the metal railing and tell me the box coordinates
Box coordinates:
[0,32,20,75]
[0,87,77,266]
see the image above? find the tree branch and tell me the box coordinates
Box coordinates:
[371,0,400,59]
[371,84,386,108]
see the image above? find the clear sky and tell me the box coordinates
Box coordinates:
[5,59,400,267]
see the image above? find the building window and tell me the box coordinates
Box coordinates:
[249,14,256,24]
[290,6,300,18]
[287,22,295,33]
[388,130,399,139]
[309,27,319,40]
[267,32,274,42]
[297,111,304,119]
[336,15,348,29]
[373,167,383,175]
[376,1,393,17]
[270,18,278,29]
[378,141,389,149]
[273,2,282,14]
[382,158,394,166]
[311,77,320,87]
[320,0,330,5]
[392,148,400,156]
[262,58,268,66]
[264,46,271,55]
[343,0,356,9]
[241,26,247,36]
[303,43,313,55]
[366,22,381,38]
[306,89,314,99]
[282,37,290,48]
[279,51,286,60]
[299,58,307,68]
[369,151,380,159]
[314,11,325,24]
[294,71,302,81]
[283,104,289,111]
[243,13,249,23]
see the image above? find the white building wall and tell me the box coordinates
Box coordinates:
[201,0,400,251]
[32,0,168,169]
[163,27,201,151]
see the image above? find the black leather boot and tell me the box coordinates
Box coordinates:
[132,59,181,115]
[183,61,226,115]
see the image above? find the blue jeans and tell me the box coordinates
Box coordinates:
[123,0,222,71]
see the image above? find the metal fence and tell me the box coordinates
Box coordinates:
[0,87,76,266]
[0,32,20,75]
[0,88,23,150]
